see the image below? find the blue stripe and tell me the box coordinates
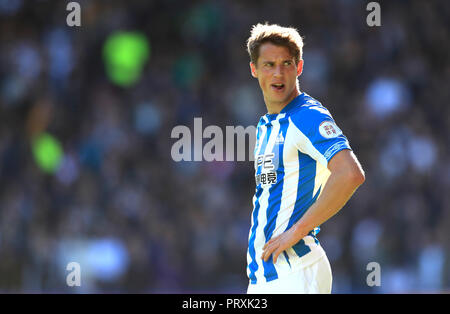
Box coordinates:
[283,251,291,268]
[248,124,272,284]
[285,152,322,258]
[262,119,289,282]
[248,187,263,283]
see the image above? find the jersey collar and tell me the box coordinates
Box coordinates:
[259,92,305,125]
[280,92,305,114]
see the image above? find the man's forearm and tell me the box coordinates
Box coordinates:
[291,168,364,239]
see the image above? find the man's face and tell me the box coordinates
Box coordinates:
[250,42,303,110]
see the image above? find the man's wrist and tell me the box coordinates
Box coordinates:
[292,221,310,241]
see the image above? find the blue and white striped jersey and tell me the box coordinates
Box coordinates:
[247,92,352,284]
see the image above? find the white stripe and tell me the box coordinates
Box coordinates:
[287,117,332,200]
[313,159,331,200]
[253,124,267,171]
[270,123,302,270]
[288,117,328,167]
[272,123,300,235]
[253,119,281,282]
[247,123,268,278]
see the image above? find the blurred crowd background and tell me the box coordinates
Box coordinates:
[0,0,449,293]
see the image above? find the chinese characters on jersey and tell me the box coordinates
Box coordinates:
[255,153,277,186]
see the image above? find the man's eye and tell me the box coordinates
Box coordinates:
[284,61,292,66]
[264,63,273,67]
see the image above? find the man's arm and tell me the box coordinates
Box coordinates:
[261,149,365,263]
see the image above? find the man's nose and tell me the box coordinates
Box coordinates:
[273,65,283,77]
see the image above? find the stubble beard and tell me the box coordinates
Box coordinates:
[264,84,299,112]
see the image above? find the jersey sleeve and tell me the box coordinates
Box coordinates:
[289,105,351,166]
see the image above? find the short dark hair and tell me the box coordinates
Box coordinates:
[247,23,304,66]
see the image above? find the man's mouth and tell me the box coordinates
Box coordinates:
[271,83,285,91]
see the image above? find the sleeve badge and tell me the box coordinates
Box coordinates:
[319,120,343,139]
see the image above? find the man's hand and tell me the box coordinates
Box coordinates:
[261,225,307,263]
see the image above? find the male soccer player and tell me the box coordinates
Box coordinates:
[246,23,365,294]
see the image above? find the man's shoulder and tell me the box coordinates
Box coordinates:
[288,94,333,126]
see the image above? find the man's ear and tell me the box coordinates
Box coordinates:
[250,62,258,78]
[297,59,304,76]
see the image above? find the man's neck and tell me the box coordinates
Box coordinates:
[265,89,300,114]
